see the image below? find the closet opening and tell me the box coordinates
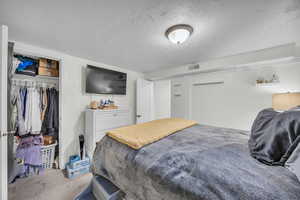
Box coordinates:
[7,42,61,187]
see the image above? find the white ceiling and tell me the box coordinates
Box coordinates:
[0,0,300,72]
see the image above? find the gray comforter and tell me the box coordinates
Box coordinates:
[92,125,300,200]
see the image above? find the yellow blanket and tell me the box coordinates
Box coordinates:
[106,118,197,149]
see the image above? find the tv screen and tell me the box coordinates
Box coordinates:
[86,65,127,95]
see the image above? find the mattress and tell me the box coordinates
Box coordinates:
[92,125,300,200]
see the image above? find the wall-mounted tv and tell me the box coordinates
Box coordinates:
[86,65,127,95]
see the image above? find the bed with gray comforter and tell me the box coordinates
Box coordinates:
[92,125,300,200]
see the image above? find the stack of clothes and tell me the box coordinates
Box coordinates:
[13,55,38,76]
[16,136,43,177]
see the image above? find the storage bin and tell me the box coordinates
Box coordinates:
[41,141,57,169]
[69,157,90,169]
[92,176,124,200]
[74,182,96,200]
[66,164,90,179]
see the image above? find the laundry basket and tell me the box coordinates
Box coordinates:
[41,141,57,169]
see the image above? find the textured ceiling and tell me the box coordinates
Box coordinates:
[0,0,300,72]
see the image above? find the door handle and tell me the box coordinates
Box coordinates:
[136,115,142,118]
[0,131,15,137]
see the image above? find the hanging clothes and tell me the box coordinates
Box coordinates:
[24,88,42,134]
[41,88,59,139]
[24,88,32,133]
[19,87,27,120]
[31,88,42,134]
[15,87,42,136]
[16,88,27,136]
[10,86,18,131]
[40,88,48,121]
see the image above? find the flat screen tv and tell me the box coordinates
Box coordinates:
[86,65,127,95]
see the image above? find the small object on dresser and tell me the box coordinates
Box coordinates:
[99,99,118,110]
[99,105,119,110]
[89,101,98,109]
[270,74,279,83]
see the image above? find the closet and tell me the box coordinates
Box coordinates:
[6,42,61,184]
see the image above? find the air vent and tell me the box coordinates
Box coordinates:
[188,64,200,70]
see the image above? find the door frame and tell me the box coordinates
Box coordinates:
[0,25,8,200]
[13,43,64,168]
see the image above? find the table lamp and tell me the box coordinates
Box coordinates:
[272,92,300,111]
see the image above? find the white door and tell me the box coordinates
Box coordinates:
[136,79,154,123]
[0,25,8,200]
[171,77,189,119]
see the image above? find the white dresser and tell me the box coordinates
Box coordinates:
[85,109,131,159]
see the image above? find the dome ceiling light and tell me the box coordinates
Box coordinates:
[165,24,193,44]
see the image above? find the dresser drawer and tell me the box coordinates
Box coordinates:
[95,111,130,131]
[95,131,106,143]
[85,109,131,159]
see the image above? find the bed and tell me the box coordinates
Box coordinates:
[92,124,300,200]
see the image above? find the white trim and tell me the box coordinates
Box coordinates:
[0,25,8,200]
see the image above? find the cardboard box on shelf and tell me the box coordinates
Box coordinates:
[38,67,59,77]
[39,58,59,69]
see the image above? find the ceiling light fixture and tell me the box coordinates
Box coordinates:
[165,24,193,44]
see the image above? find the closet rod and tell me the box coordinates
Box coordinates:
[11,80,58,87]
[193,81,224,86]
[173,84,182,87]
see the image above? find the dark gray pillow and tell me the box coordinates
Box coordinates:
[249,108,300,166]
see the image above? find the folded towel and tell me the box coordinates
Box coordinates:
[107,118,197,149]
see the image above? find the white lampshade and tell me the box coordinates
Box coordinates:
[272,92,300,111]
[166,24,193,44]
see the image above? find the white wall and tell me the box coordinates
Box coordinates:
[146,43,298,80]
[13,42,143,168]
[153,80,171,119]
[170,63,300,131]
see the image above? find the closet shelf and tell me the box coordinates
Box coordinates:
[11,74,59,83]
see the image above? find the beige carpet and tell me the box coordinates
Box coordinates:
[8,169,92,200]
